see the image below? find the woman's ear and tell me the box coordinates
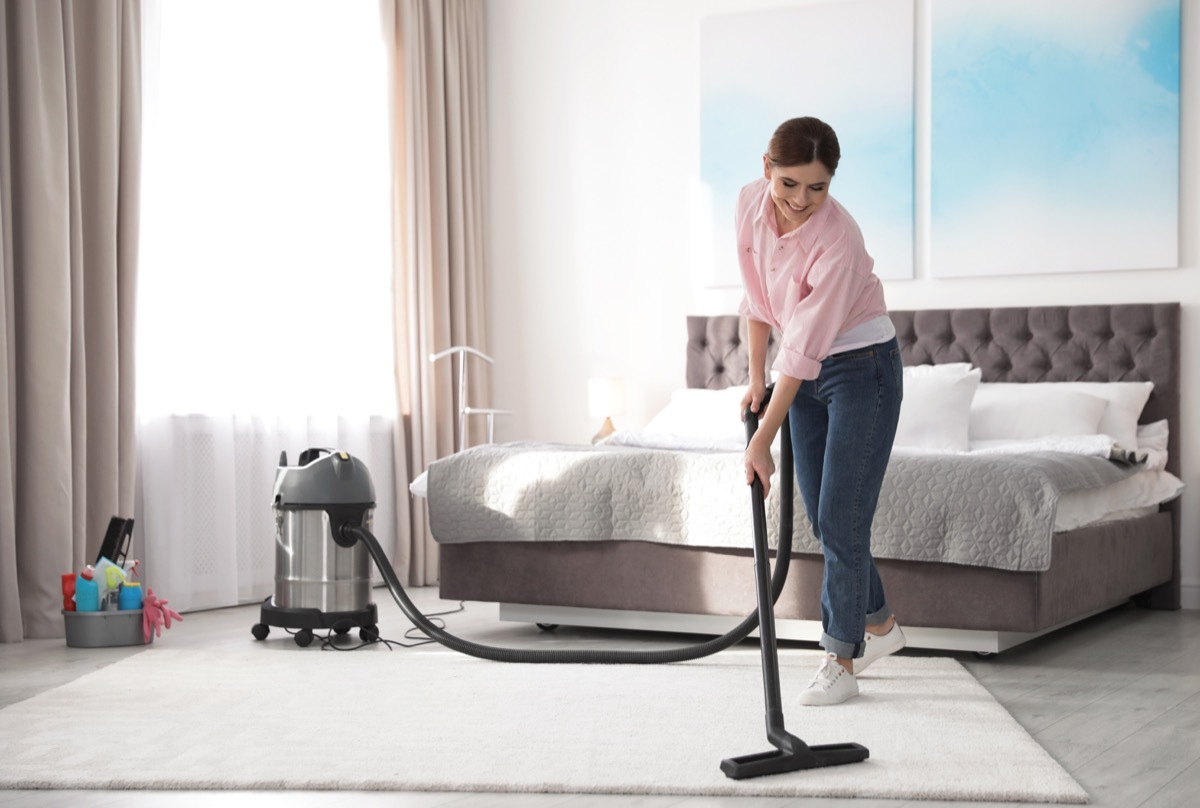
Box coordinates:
[762,154,772,180]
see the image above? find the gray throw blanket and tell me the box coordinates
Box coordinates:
[426,443,1143,572]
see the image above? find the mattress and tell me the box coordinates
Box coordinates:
[418,439,1179,573]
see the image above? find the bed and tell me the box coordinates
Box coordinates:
[428,303,1182,654]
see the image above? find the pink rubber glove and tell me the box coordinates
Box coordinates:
[142,587,184,643]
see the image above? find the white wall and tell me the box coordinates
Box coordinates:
[484,0,1200,607]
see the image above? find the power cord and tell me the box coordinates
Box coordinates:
[282,600,468,652]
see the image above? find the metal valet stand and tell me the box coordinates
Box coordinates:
[720,391,869,779]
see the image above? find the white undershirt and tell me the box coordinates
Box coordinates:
[828,314,897,356]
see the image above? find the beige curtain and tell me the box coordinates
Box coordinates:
[381,0,491,586]
[0,0,141,641]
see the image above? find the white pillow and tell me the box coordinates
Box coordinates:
[1050,381,1154,450]
[970,384,1107,442]
[894,363,981,452]
[968,381,1153,449]
[1136,419,1169,470]
[1137,419,1168,451]
[643,386,751,443]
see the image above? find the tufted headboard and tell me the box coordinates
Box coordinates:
[686,303,1181,477]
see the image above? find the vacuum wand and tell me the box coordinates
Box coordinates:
[719,389,869,779]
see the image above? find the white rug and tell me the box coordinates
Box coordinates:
[0,647,1086,802]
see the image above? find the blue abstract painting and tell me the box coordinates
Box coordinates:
[930,0,1180,276]
[699,0,915,285]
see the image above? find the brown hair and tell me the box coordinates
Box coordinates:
[766,117,841,175]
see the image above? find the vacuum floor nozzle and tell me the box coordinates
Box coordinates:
[721,739,870,779]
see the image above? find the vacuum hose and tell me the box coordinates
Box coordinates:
[343,390,794,663]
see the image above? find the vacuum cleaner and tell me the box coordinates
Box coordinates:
[251,448,380,647]
[252,388,868,779]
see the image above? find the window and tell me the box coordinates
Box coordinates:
[137,0,398,611]
[139,0,395,417]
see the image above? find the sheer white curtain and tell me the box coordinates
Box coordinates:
[137,0,397,612]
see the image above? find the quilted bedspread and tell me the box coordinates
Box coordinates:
[424,442,1142,572]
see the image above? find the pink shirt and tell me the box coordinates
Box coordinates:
[736,177,889,381]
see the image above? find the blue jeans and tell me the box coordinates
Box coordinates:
[788,336,903,660]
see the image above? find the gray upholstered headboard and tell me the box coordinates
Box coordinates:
[686,303,1182,608]
[686,303,1181,476]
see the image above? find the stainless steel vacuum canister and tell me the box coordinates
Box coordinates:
[271,449,375,614]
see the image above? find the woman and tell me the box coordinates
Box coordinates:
[737,116,905,706]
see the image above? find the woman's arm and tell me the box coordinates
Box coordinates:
[743,373,799,499]
[740,318,800,498]
[742,318,772,414]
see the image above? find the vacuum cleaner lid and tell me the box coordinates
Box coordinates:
[274,448,375,508]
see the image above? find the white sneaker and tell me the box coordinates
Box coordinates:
[797,653,859,706]
[855,621,906,675]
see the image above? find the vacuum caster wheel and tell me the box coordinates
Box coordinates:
[294,629,315,647]
[251,623,270,641]
[334,625,351,636]
[536,623,559,632]
[360,625,380,643]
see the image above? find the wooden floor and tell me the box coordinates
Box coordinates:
[2,587,1198,807]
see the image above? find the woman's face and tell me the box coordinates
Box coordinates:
[763,157,832,229]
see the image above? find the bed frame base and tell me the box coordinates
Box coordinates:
[499,602,1121,655]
